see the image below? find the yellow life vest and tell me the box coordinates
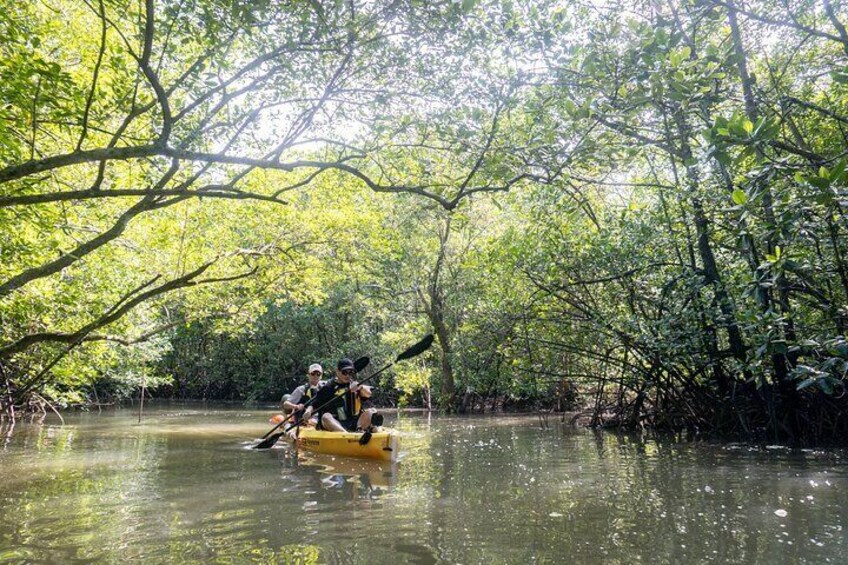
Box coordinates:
[332,384,362,421]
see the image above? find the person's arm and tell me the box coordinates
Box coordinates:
[283,386,305,411]
[350,381,372,398]
[307,383,335,416]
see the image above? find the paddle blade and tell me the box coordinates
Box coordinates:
[395,334,434,362]
[254,432,284,449]
[354,356,370,372]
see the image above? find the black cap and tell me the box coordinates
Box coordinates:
[337,358,355,371]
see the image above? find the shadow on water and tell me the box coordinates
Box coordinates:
[0,406,846,563]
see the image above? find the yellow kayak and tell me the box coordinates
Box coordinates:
[294,427,400,462]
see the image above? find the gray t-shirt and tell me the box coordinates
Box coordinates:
[288,381,325,405]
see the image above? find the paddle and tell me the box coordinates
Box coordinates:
[254,356,370,448]
[253,335,434,449]
[354,355,371,373]
[334,334,434,445]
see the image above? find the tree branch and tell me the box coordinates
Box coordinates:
[709,0,846,45]
[453,99,505,203]
[76,0,108,151]
[138,0,172,144]
[782,96,848,126]
[0,186,289,208]
[0,145,159,184]
[0,194,157,297]
[1,259,218,359]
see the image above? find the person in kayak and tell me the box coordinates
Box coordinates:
[303,357,379,433]
[271,363,324,427]
[283,363,325,420]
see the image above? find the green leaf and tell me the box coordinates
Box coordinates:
[809,176,831,189]
[731,189,748,205]
[669,52,679,67]
[821,378,834,395]
[831,72,848,84]
[765,246,782,263]
[832,159,847,180]
[796,378,817,391]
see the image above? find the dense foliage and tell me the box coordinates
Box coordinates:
[3,0,848,444]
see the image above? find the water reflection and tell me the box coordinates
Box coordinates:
[0,408,846,563]
[295,452,397,489]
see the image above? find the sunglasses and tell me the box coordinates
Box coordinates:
[341,369,355,376]
[309,371,322,376]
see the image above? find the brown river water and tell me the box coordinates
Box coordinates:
[0,405,846,563]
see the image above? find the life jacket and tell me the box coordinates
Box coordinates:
[291,383,321,425]
[301,383,319,401]
[329,381,362,422]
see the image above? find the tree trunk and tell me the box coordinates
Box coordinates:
[419,214,456,410]
[727,1,801,440]
[672,108,747,390]
[431,296,456,408]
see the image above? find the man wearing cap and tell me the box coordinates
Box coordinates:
[282,363,325,424]
[303,357,377,433]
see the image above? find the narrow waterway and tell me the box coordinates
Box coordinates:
[0,405,845,563]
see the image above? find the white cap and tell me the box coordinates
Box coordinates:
[308,363,323,374]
